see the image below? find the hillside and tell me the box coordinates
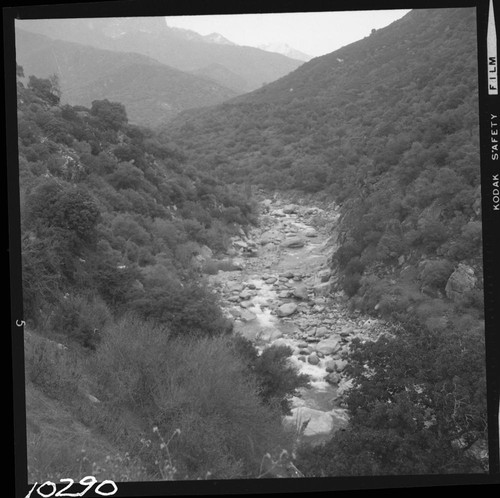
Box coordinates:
[17,17,304,94]
[17,64,319,480]
[14,7,489,481]
[15,28,237,128]
[163,7,483,314]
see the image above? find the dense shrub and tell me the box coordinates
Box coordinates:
[230,336,310,415]
[92,316,293,479]
[48,293,112,349]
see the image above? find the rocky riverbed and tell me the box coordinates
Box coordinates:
[202,196,392,446]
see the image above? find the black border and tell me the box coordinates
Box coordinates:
[4,0,500,496]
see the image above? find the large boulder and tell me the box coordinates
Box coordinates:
[240,309,257,322]
[283,204,299,214]
[445,264,477,301]
[315,337,341,355]
[293,284,309,300]
[277,302,298,317]
[285,407,339,438]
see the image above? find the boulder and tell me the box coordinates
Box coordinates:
[307,353,320,365]
[293,284,309,300]
[304,228,318,238]
[315,326,329,337]
[325,372,341,385]
[285,407,335,437]
[239,289,254,300]
[313,282,331,297]
[445,264,477,302]
[240,310,257,322]
[317,269,332,283]
[258,328,283,342]
[315,337,341,355]
[271,209,286,217]
[277,303,298,317]
[283,204,298,214]
[281,237,305,249]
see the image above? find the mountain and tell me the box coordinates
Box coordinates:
[257,42,313,62]
[163,7,482,330]
[17,17,304,94]
[15,28,237,127]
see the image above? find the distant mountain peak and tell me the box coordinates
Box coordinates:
[257,42,313,62]
[203,32,237,45]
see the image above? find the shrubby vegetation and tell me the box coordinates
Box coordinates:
[18,70,296,480]
[296,316,487,475]
[162,8,487,475]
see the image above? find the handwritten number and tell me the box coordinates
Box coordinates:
[29,477,117,498]
[94,480,118,496]
[25,483,38,498]
[77,476,97,497]
[54,478,77,497]
[37,481,56,497]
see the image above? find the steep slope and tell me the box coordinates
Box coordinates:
[164,7,483,330]
[15,28,237,127]
[17,17,304,94]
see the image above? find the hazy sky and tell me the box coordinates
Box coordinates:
[165,10,411,57]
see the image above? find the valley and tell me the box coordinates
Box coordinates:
[203,193,394,446]
[11,5,490,484]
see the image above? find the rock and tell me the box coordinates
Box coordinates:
[313,282,331,297]
[272,338,292,348]
[228,282,244,293]
[281,237,305,249]
[315,337,341,355]
[233,239,248,250]
[317,269,331,283]
[277,303,298,317]
[229,308,242,318]
[240,310,257,322]
[307,353,320,365]
[278,290,291,298]
[239,289,254,300]
[334,359,348,372]
[304,228,318,237]
[199,245,214,260]
[293,284,309,300]
[258,328,283,342]
[325,360,336,373]
[283,204,298,214]
[445,264,477,302]
[285,407,335,438]
[265,277,277,284]
[240,301,253,309]
[315,326,329,337]
[271,209,286,217]
[325,372,341,385]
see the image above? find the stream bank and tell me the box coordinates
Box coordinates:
[202,194,391,446]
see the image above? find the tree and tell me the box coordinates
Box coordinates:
[27,74,61,105]
[90,99,128,130]
[297,319,487,475]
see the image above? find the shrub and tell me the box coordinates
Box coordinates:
[92,316,294,479]
[419,259,454,291]
[129,282,232,338]
[230,336,310,415]
[48,294,112,349]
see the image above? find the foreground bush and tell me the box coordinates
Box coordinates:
[91,315,294,479]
